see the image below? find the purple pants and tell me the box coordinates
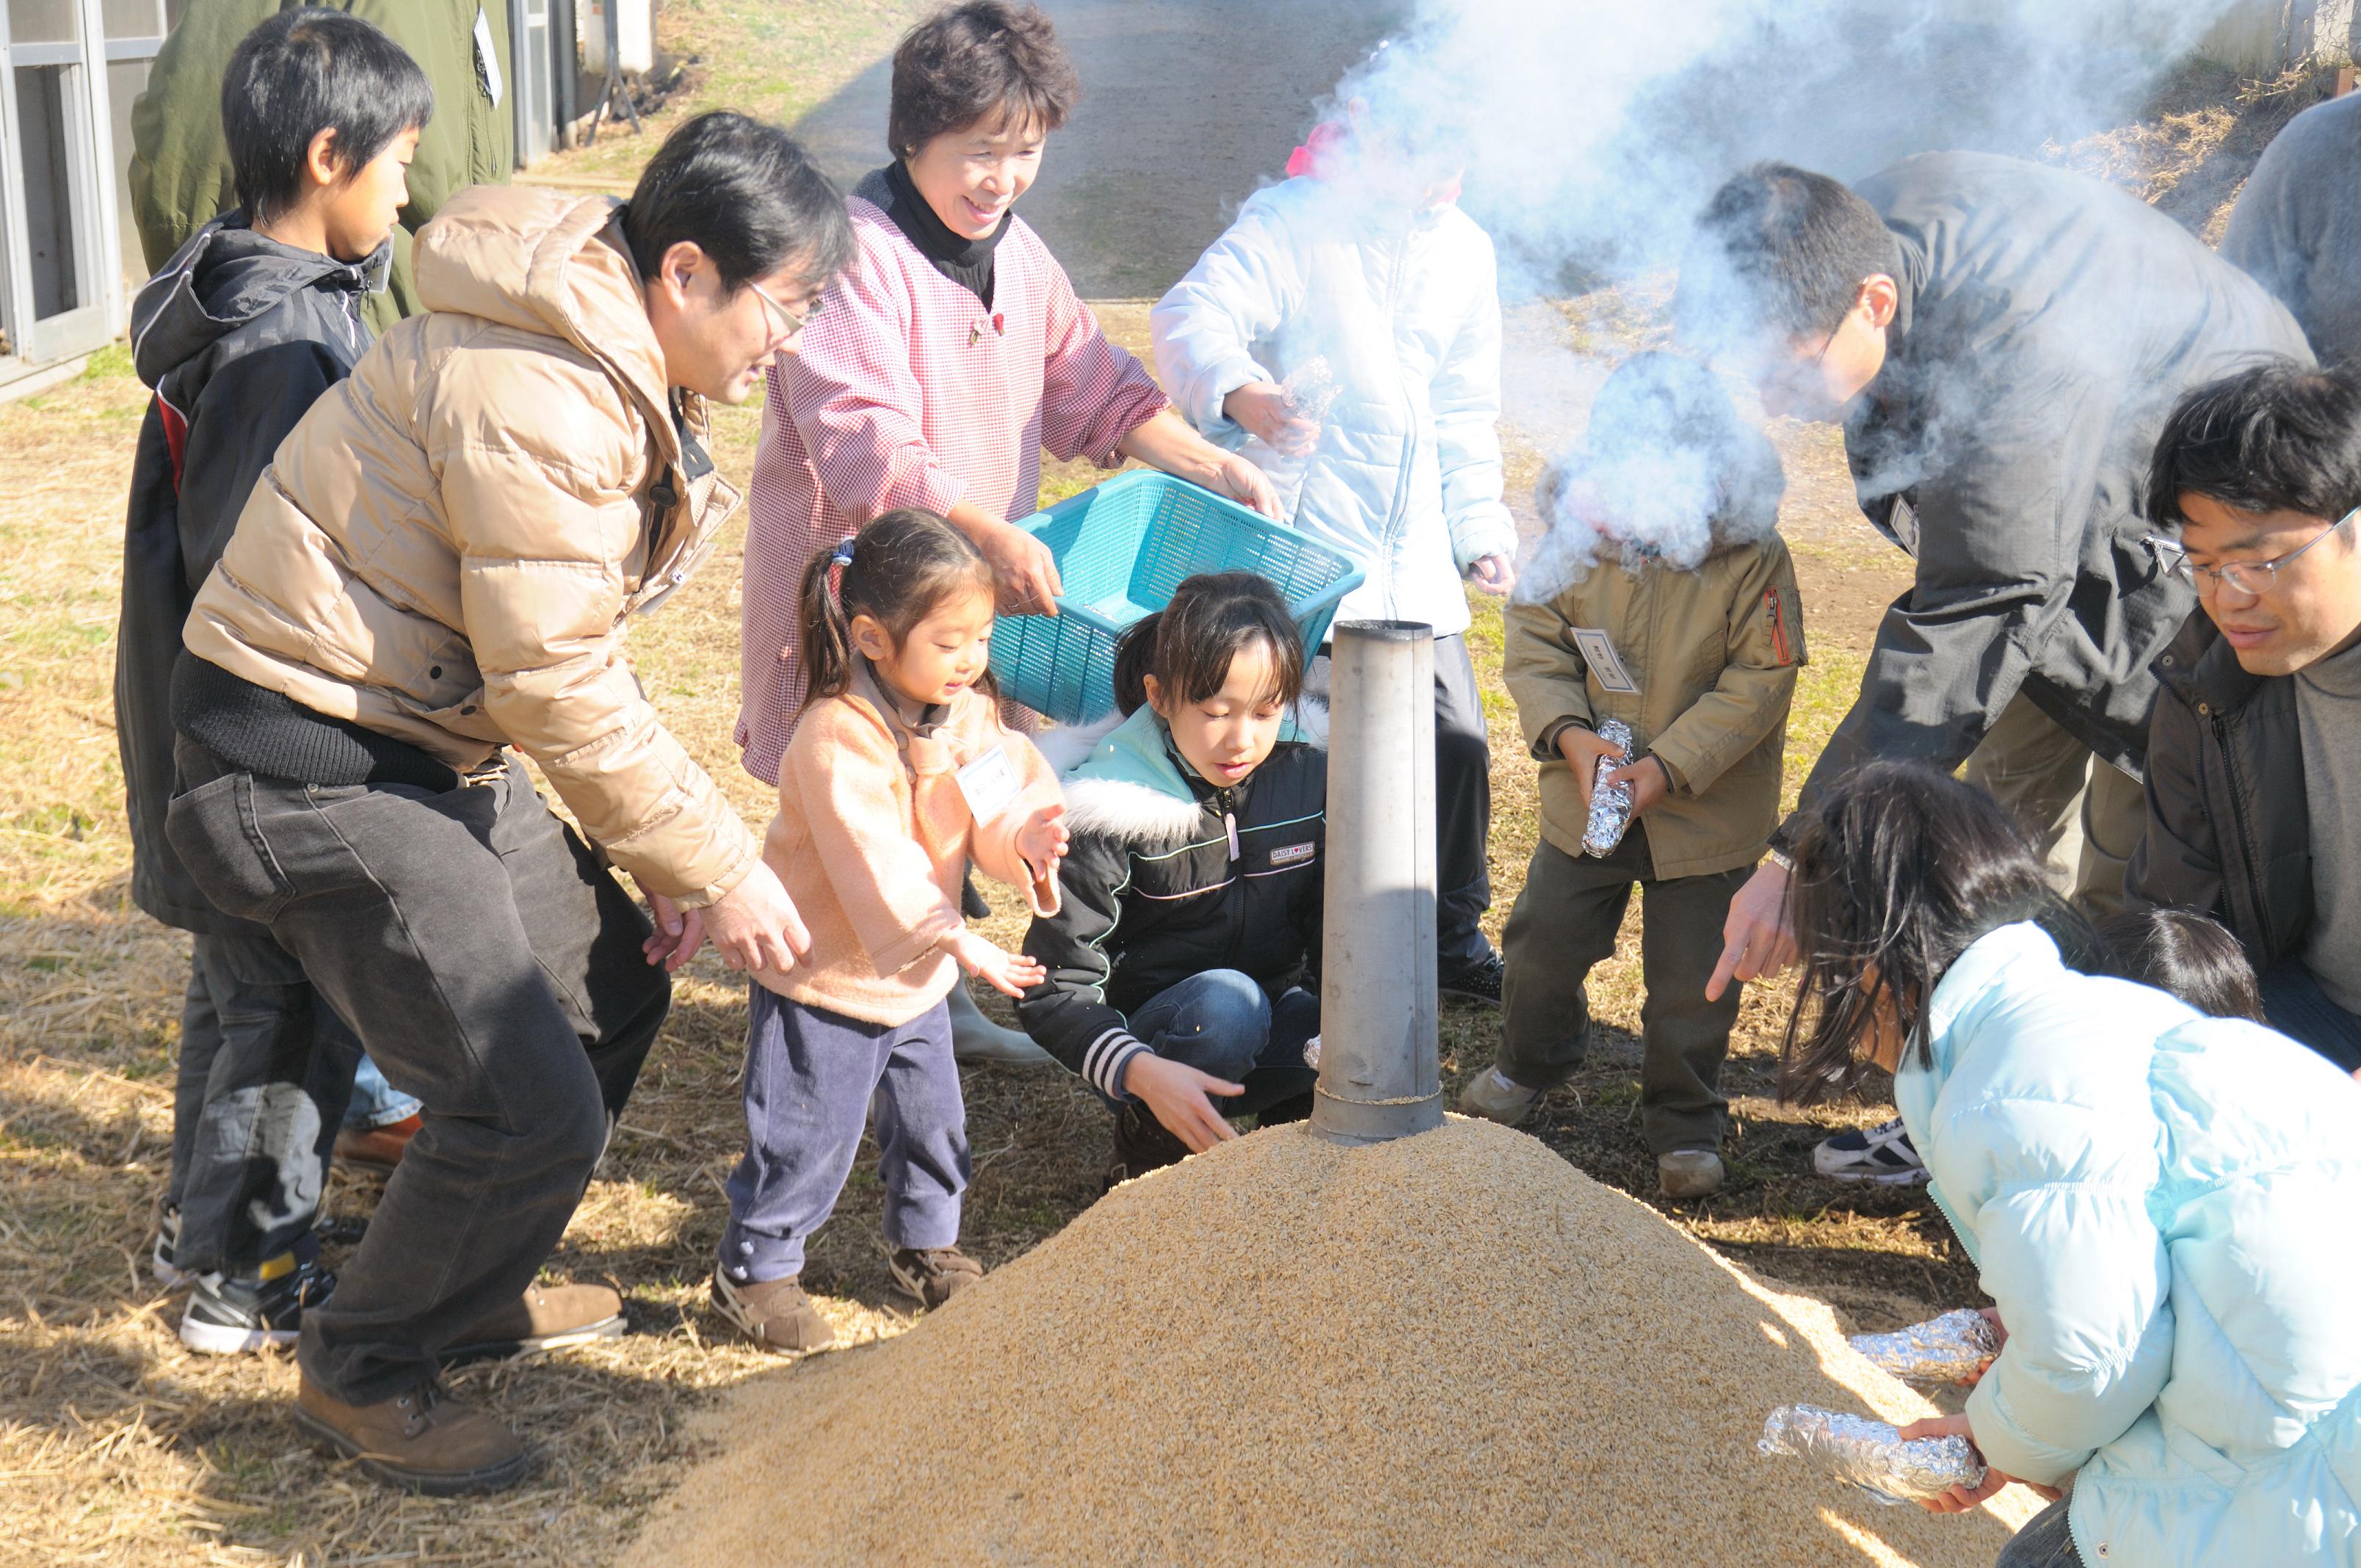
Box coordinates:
[720,984,966,1283]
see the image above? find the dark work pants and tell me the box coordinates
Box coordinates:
[167,929,363,1276]
[2260,960,2361,1073]
[1432,634,1496,973]
[719,986,965,1284]
[1123,968,1319,1117]
[1497,830,1749,1155]
[167,744,667,1405]
[1994,1498,2082,1568]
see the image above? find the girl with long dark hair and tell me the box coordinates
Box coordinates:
[1777,763,2360,1568]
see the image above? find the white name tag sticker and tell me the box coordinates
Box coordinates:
[474,7,505,107]
[954,745,1023,823]
[1571,628,1640,695]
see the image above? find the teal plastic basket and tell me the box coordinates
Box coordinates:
[990,470,1365,725]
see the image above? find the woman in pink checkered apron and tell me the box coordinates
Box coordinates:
[738,2,1276,1057]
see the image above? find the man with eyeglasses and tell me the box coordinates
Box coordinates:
[2136,360,2361,1075]
[1675,155,2312,1183]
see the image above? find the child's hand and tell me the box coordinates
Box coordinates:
[1223,381,1321,457]
[1015,802,1070,886]
[1121,1052,1245,1153]
[1955,1307,2009,1389]
[1467,553,1517,596]
[1556,725,1628,817]
[1895,1413,2023,1512]
[1602,755,1672,819]
[641,890,706,972]
[940,929,1046,998]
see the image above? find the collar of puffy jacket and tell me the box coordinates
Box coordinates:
[130,212,385,386]
[1892,918,2066,1265]
[413,186,696,477]
[1056,702,1327,844]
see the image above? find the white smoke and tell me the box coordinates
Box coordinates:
[1294,0,2259,598]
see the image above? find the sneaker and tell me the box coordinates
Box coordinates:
[889,1246,984,1310]
[180,1252,336,1355]
[1812,1117,1928,1185]
[1457,1067,1544,1128]
[1657,1150,1726,1199]
[1103,1100,1192,1190]
[153,1203,189,1290]
[1440,951,1506,1007]
[333,1113,421,1176]
[294,1374,529,1496]
[711,1268,836,1353]
[439,1282,626,1367]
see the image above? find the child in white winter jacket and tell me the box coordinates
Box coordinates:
[1150,123,1515,998]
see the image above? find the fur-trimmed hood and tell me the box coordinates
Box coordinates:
[1049,703,1326,846]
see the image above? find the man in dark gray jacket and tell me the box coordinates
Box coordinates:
[2222,89,2361,370]
[1679,155,2310,1180]
[2133,360,2361,1075]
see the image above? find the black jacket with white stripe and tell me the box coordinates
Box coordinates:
[1018,708,1325,1100]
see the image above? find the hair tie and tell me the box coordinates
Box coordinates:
[830,540,856,568]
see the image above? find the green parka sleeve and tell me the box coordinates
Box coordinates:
[1647,538,1805,796]
[1502,595,1595,762]
[128,0,512,335]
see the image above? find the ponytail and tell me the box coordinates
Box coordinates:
[796,508,997,711]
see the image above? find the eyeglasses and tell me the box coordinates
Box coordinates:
[2144,506,2357,598]
[1758,315,1843,410]
[747,280,824,339]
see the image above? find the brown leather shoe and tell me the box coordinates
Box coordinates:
[440,1282,626,1367]
[711,1268,836,1352]
[333,1114,421,1175]
[294,1375,529,1496]
[889,1246,984,1310]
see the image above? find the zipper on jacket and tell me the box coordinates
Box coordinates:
[1766,587,1792,665]
[1217,786,1249,968]
[2210,708,2278,957]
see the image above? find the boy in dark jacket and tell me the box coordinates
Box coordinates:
[1458,355,1801,1200]
[1020,576,1324,1183]
[115,10,432,1354]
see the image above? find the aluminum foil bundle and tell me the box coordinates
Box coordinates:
[1302,1034,1323,1070]
[1280,354,1343,424]
[1849,1309,2001,1387]
[1582,719,1635,857]
[1758,1403,1985,1506]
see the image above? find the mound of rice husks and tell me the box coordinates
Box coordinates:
[623,1117,2037,1567]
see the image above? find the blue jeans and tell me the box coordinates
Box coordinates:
[1994,1497,2081,1567]
[345,1051,422,1130]
[2260,961,2361,1074]
[1125,970,1319,1117]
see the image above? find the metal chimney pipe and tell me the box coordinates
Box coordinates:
[1311,620,1444,1144]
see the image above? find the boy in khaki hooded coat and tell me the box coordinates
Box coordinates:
[1460,355,1803,1198]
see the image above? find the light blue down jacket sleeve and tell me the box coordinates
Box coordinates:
[1947,1099,2177,1485]
[1150,203,1306,438]
[1426,230,1516,567]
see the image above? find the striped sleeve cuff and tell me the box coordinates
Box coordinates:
[1081,1028,1151,1100]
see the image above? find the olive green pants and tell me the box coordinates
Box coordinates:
[1962,693,2147,920]
[1496,830,1750,1155]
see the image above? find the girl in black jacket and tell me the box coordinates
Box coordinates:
[1018,573,1325,1180]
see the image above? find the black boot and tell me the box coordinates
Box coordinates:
[1103,1102,1192,1191]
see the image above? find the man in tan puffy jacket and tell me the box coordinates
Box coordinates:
[164,113,852,1495]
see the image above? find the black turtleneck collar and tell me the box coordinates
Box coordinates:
[869,160,1005,309]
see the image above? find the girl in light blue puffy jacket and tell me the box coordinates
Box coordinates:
[1779,762,2361,1568]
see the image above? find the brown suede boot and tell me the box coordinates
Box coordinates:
[439,1282,626,1368]
[294,1376,529,1496]
[889,1246,984,1310]
[333,1114,421,1176]
[711,1268,836,1352]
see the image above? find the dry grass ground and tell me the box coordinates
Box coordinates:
[0,15,2324,1564]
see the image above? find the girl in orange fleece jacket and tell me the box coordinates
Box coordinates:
[714,510,1067,1353]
